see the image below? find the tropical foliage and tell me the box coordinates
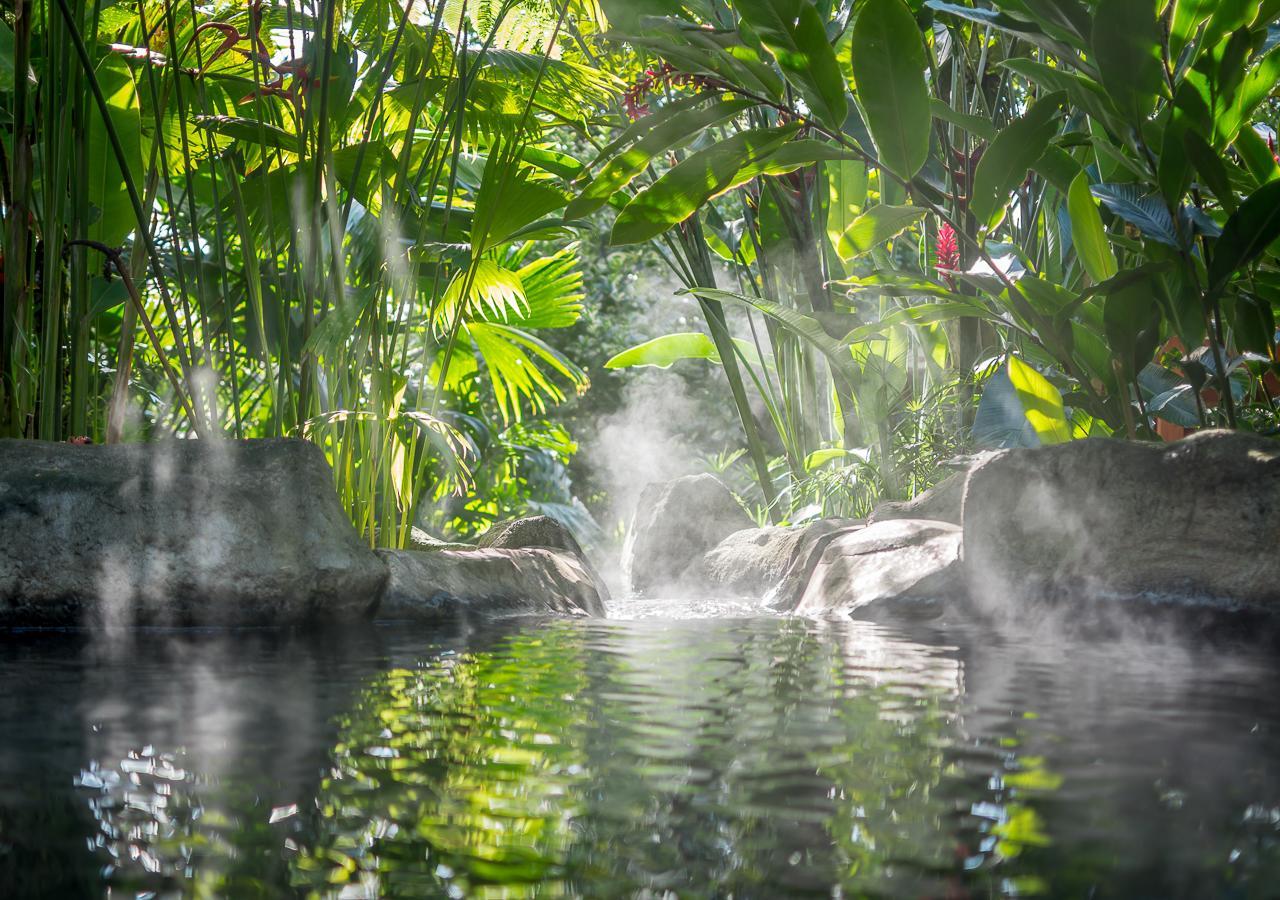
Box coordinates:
[4,0,1280,538]
[588,0,1280,519]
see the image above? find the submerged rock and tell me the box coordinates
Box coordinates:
[0,439,386,627]
[479,514,611,605]
[962,430,1280,611]
[790,519,963,619]
[623,474,754,595]
[693,520,861,598]
[377,547,606,621]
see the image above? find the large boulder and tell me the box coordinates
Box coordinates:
[377,547,606,621]
[790,519,964,619]
[693,520,861,598]
[623,474,754,595]
[479,514,611,605]
[0,439,386,627]
[962,430,1280,611]
[869,470,967,526]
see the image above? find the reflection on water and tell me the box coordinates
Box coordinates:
[1,614,1278,897]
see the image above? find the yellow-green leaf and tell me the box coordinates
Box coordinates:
[1067,172,1118,282]
[1007,356,1072,444]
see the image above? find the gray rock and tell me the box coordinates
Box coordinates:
[765,520,866,610]
[405,527,472,552]
[791,519,963,619]
[0,438,386,627]
[695,520,861,598]
[377,547,606,621]
[869,471,966,526]
[479,515,611,605]
[624,474,754,595]
[962,430,1280,611]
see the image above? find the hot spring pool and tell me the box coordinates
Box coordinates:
[2,607,1278,897]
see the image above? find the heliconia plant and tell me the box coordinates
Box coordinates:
[578,0,1280,517]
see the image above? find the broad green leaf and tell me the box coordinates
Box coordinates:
[690,287,862,388]
[1231,293,1277,355]
[974,366,1041,449]
[1201,0,1265,51]
[1090,183,1180,248]
[999,58,1121,129]
[1104,275,1164,379]
[1091,0,1165,123]
[735,0,847,129]
[605,333,720,369]
[0,21,16,91]
[567,99,758,219]
[605,332,761,369]
[836,204,925,259]
[1067,172,1118,282]
[86,56,143,247]
[930,99,996,141]
[850,0,932,180]
[970,93,1066,230]
[1208,178,1280,292]
[610,125,800,245]
[1233,125,1280,186]
[1007,356,1072,444]
[598,0,687,31]
[926,2,1072,59]
[196,115,298,152]
[1033,144,1082,195]
[824,159,868,249]
[804,448,849,470]
[1183,129,1237,213]
[1170,0,1216,59]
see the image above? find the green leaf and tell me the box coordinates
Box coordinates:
[1067,172,1118,282]
[926,2,1070,59]
[804,448,848,470]
[999,59,1121,128]
[1182,129,1237,213]
[1090,183,1180,248]
[850,0,932,181]
[598,0,688,31]
[605,333,720,369]
[1170,0,1216,59]
[1033,144,1083,195]
[836,204,925,259]
[1104,275,1164,379]
[1208,178,1280,293]
[970,93,1066,230]
[86,56,143,247]
[735,0,847,130]
[196,115,299,152]
[0,20,17,91]
[689,287,861,387]
[1007,356,1072,444]
[1090,0,1165,123]
[567,99,758,219]
[610,125,800,244]
[1233,124,1280,186]
[930,99,996,141]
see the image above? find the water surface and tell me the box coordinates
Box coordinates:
[2,603,1278,897]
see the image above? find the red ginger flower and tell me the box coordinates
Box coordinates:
[936,221,960,287]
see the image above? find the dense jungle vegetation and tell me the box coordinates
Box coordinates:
[2,0,1279,545]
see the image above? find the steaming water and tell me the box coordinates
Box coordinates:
[2,607,1279,898]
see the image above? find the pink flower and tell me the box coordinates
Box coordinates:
[936,222,960,287]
